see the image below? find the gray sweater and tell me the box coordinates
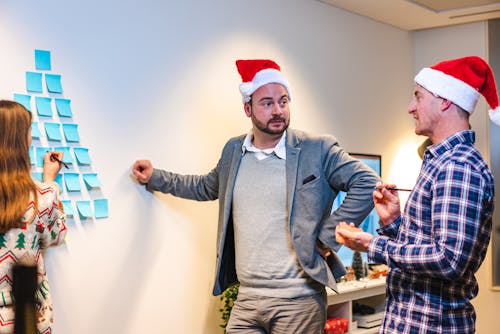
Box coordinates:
[233,153,322,298]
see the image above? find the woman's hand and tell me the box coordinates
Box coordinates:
[43,151,64,182]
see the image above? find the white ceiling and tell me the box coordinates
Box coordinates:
[318,0,500,30]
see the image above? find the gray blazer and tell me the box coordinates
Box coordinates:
[146,128,380,295]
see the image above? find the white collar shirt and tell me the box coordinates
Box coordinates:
[241,130,287,161]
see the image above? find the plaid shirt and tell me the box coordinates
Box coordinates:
[369,130,494,334]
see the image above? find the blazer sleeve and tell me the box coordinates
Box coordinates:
[317,139,381,250]
[146,166,220,201]
[144,136,244,201]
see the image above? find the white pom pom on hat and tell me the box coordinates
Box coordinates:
[235,59,291,103]
[489,106,500,125]
[414,56,500,126]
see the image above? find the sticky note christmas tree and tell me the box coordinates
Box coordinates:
[14,49,109,222]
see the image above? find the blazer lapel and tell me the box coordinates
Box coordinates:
[286,130,301,219]
[222,139,244,223]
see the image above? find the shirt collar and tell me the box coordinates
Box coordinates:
[423,130,475,160]
[242,130,287,160]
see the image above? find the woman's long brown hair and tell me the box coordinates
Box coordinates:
[0,100,38,232]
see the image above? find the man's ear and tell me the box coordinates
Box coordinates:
[440,98,453,111]
[244,103,252,117]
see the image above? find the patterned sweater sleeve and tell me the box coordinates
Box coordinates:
[39,182,67,249]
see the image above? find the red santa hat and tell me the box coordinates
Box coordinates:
[236,59,291,102]
[414,56,500,126]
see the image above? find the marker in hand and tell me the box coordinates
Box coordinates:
[50,153,69,169]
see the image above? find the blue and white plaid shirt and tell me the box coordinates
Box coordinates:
[369,130,494,334]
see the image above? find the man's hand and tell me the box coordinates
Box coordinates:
[132,160,154,184]
[373,182,401,226]
[335,222,362,244]
[316,240,331,259]
[336,223,373,252]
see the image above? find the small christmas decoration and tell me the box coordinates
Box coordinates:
[352,251,365,280]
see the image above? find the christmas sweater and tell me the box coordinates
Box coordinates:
[0,181,67,334]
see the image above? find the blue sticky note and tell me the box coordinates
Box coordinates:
[53,146,73,164]
[31,122,42,139]
[62,124,80,142]
[29,146,35,165]
[83,173,102,189]
[61,200,75,216]
[35,97,53,117]
[94,199,109,219]
[55,99,72,117]
[73,147,91,165]
[31,172,43,182]
[45,74,63,93]
[28,146,35,164]
[36,147,50,167]
[64,173,81,192]
[26,72,43,93]
[76,201,93,219]
[13,94,31,111]
[55,174,63,190]
[35,50,51,71]
[44,123,63,141]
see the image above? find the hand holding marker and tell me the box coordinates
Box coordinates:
[50,152,69,169]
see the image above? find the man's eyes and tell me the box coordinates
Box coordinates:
[259,99,288,107]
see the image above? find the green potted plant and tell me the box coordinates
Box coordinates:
[219,284,239,332]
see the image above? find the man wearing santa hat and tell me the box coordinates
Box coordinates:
[337,56,498,333]
[132,59,379,333]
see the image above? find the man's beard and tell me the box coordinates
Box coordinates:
[251,113,289,135]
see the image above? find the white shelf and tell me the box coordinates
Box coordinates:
[328,277,386,294]
[326,277,386,334]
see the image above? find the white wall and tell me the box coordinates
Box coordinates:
[0,1,421,333]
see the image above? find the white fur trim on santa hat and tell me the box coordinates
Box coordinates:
[239,68,291,102]
[415,67,480,113]
[489,106,500,126]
